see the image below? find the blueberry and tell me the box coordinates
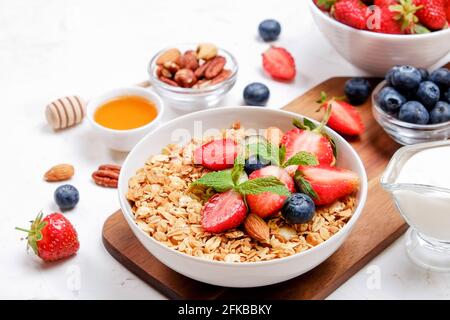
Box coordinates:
[418,68,429,81]
[385,65,400,86]
[444,87,450,103]
[398,101,429,124]
[281,193,315,224]
[344,77,371,105]
[376,86,406,113]
[244,154,270,175]
[429,68,450,89]
[243,82,270,106]
[258,19,281,42]
[430,101,450,124]
[390,65,422,92]
[54,184,79,211]
[416,81,440,110]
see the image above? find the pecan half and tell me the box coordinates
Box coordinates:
[92,164,121,188]
[159,76,180,87]
[210,69,232,85]
[204,56,226,79]
[194,60,212,78]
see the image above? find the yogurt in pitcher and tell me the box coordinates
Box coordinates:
[394,145,450,241]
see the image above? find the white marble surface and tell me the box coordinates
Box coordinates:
[1,0,449,300]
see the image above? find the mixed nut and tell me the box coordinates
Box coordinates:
[155,43,232,88]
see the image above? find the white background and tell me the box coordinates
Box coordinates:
[1,0,449,299]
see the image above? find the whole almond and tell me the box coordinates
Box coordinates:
[196,43,218,60]
[156,48,181,66]
[44,164,74,182]
[244,214,270,242]
[177,50,199,70]
[205,56,226,79]
[210,69,232,85]
[174,68,197,88]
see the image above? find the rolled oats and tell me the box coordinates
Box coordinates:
[127,126,357,263]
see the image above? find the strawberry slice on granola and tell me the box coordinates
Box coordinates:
[194,138,239,171]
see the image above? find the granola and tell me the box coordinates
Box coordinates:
[127,126,357,262]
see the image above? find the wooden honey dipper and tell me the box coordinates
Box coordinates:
[45,95,86,130]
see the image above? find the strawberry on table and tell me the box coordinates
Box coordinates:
[194,138,238,171]
[16,212,79,262]
[318,92,365,136]
[414,0,447,30]
[201,190,247,233]
[280,116,336,166]
[332,0,368,30]
[246,166,295,218]
[262,46,296,81]
[295,165,360,206]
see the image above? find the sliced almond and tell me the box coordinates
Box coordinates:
[244,214,270,242]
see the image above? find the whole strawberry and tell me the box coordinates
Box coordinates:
[16,212,79,262]
[414,0,447,30]
[332,0,369,30]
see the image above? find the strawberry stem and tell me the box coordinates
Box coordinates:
[15,211,47,255]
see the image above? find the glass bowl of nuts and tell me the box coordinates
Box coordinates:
[148,43,238,111]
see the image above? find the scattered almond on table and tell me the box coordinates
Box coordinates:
[92,164,121,188]
[44,164,75,182]
[155,43,231,88]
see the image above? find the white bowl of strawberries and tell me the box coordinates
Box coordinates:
[119,107,367,287]
[309,0,450,76]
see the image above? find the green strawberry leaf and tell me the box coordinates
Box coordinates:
[191,170,234,192]
[235,176,290,197]
[294,170,318,200]
[283,151,318,168]
[303,118,317,131]
[293,118,308,130]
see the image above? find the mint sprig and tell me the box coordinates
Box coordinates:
[282,151,318,168]
[294,170,318,200]
[235,176,290,197]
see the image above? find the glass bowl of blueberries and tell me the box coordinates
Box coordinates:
[372,65,450,145]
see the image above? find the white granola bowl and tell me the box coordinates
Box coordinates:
[118,107,368,287]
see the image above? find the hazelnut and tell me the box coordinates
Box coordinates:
[177,50,199,70]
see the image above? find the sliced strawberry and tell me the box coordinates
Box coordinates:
[446,0,450,22]
[314,0,337,11]
[246,166,295,218]
[194,138,238,171]
[201,190,247,233]
[262,46,296,81]
[281,128,335,167]
[296,165,360,206]
[320,98,364,136]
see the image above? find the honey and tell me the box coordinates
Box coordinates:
[94,95,157,130]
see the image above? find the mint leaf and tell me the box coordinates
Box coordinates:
[283,151,318,168]
[231,152,245,186]
[246,142,279,166]
[235,176,290,197]
[294,170,318,200]
[191,170,234,192]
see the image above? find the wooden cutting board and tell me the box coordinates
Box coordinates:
[103,76,410,300]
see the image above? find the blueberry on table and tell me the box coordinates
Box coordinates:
[390,65,422,92]
[429,68,450,89]
[244,154,270,175]
[418,68,429,81]
[281,193,315,225]
[243,82,270,106]
[430,101,450,124]
[376,86,406,113]
[258,19,281,42]
[398,101,430,125]
[54,184,79,211]
[344,77,371,105]
[416,81,440,110]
